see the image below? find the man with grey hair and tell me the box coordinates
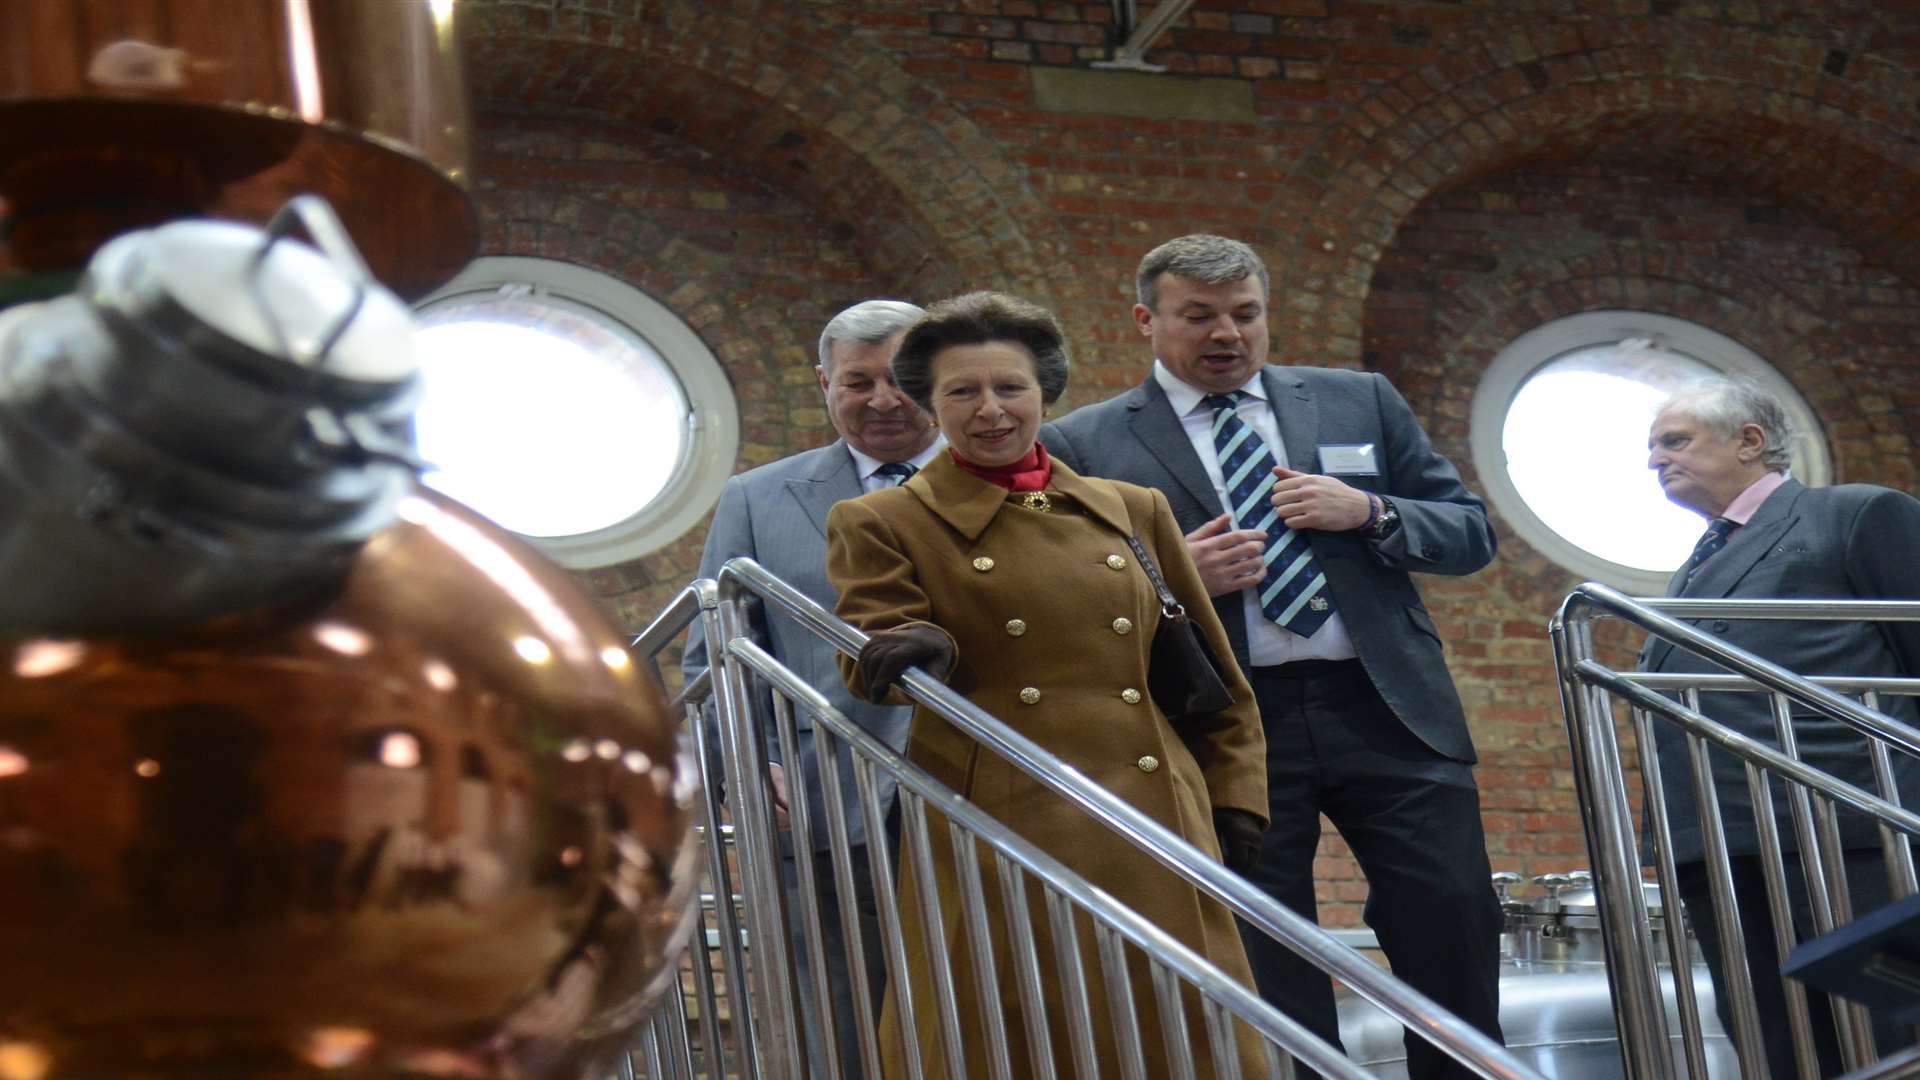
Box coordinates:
[1644,374,1920,1078]
[1044,233,1504,1078]
[684,298,939,1079]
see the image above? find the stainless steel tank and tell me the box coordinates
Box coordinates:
[1337,871,1741,1078]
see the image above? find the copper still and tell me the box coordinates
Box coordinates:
[0,4,702,1077]
[0,0,478,299]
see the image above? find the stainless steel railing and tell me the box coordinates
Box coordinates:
[1552,582,1920,1080]
[621,558,1547,1078]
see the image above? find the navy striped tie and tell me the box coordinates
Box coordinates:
[1204,393,1335,637]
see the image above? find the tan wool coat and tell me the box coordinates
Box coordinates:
[826,451,1269,1080]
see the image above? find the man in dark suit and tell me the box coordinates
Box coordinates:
[1041,234,1503,1078]
[683,299,941,1080]
[1642,375,1920,1078]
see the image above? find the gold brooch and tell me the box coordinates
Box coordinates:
[1021,491,1052,512]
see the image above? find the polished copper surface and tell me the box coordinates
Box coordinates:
[0,0,477,298]
[0,491,701,1078]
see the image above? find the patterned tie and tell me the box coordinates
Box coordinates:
[874,461,916,487]
[1684,517,1736,578]
[1203,393,1335,637]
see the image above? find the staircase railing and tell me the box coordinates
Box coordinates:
[1552,582,1920,1080]
[620,557,1544,1079]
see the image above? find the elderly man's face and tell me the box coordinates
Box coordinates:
[817,331,936,461]
[1647,405,1767,518]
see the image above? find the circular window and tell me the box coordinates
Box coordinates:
[1470,311,1828,594]
[412,257,737,569]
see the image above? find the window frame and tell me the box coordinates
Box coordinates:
[1468,310,1829,595]
[413,256,738,570]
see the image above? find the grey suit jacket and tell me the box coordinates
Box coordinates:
[1641,478,1920,864]
[1042,366,1496,763]
[682,441,914,851]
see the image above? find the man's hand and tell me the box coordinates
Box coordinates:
[767,762,790,831]
[1271,467,1371,532]
[1185,513,1269,597]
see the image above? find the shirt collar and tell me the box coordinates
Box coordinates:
[847,433,946,484]
[1720,470,1788,525]
[1152,359,1268,419]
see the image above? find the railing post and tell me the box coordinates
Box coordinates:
[711,583,806,1079]
[1552,601,1675,1080]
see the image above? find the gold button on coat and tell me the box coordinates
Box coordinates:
[1120,688,1142,704]
[1019,687,1041,705]
[1137,755,1159,773]
[1106,554,1127,570]
[1005,619,1027,636]
[1111,617,1133,635]
[972,556,995,572]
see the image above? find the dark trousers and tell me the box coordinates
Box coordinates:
[1678,850,1910,1078]
[781,804,900,1080]
[1239,660,1504,1080]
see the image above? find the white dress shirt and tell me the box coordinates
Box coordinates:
[849,435,947,495]
[1153,361,1358,666]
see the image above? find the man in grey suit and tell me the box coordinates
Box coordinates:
[1643,375,1920,1078]
[683,299,940,1080]
[1042,234,1503,1078]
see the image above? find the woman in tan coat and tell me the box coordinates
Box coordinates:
[825,291,1270,1079]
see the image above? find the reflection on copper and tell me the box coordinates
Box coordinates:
[295,1026,375,1070]
[283,0,325,124]
[133,758,161,778]
[313,621,374,657]
[422,658,458,692]
[378,732,422,769]
[593,739,620,762]
[558,847,584,868]
[0,746,26,779]
[512,636,552,665]
[11,640,86,679]
[560,740,592,764]
[599,647,631,671]
[621,750,651,775]
[398,495,592,667]
[0,1040,50,1080]
[87,41,189,92]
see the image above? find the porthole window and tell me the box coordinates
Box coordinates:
[1469,311,1828,594]
[412,257,737,569]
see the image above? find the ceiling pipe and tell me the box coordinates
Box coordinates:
[1094,0,1198,73]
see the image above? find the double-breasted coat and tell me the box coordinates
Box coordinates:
[825,450,1269,1080]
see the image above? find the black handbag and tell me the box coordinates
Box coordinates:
[1125,535,1235,721]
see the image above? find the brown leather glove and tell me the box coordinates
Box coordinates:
[854,624,955,703]
[1213,808,1265,877]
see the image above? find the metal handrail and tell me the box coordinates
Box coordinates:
[729,633,1363,1077]
[1551,581,1920,1080]
[719,555,1538,1080]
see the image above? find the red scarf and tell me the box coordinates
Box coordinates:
[950,442,1052,492]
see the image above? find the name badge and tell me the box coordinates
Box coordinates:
[1319,443,1379,476]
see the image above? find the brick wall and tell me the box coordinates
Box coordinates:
[459,0,1920,924]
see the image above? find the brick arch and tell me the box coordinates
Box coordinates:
[1268,18,1920,364]
[459,0,1068,305]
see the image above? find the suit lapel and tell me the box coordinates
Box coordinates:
[785,442,861,541]
[1647,479,1803,670]
[1124,380,1226,514]
[1683,481,1803,600]
[1264,367,1317,472]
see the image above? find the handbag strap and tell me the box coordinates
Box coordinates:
[1125,535,1185,619]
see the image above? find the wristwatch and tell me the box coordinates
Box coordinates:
[1365,495,1402,541]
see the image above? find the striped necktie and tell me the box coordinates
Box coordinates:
[874,462,916,487]
[1204,393,1335,637]
[1684,517,1736,579]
